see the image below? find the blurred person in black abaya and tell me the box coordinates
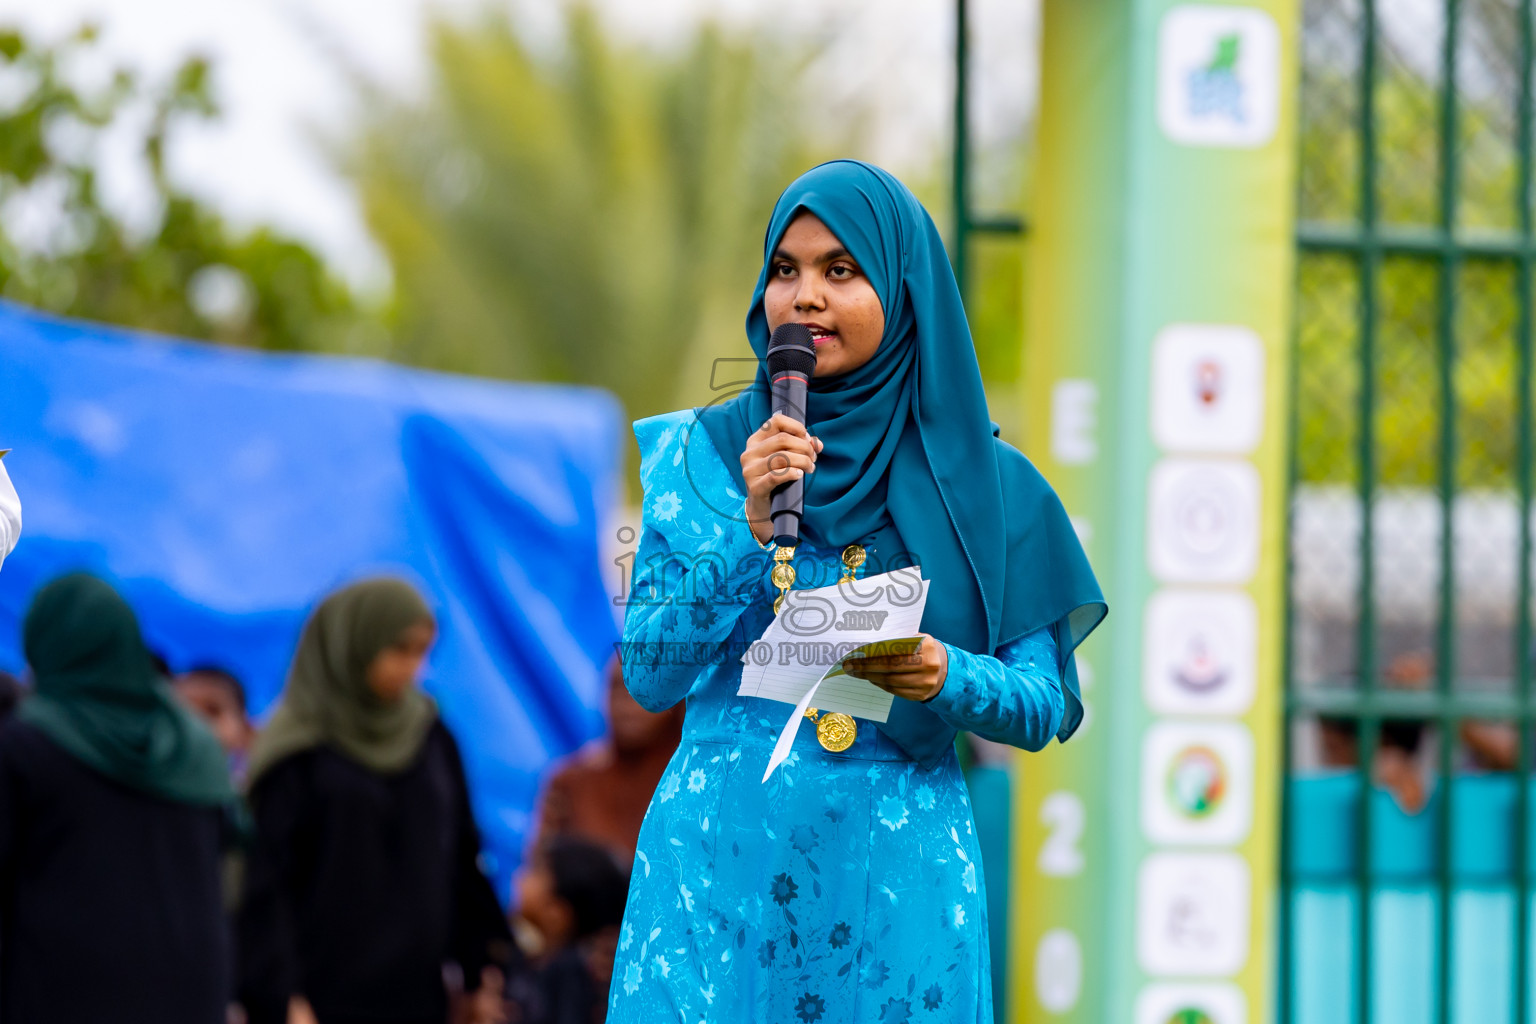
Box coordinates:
[0,671,23,718]
[236,579,510,1024]
[0,573,235,1024]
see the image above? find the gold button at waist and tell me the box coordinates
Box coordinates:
[804,707,858,752]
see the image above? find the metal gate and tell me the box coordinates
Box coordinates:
[1285,0,1536,1020]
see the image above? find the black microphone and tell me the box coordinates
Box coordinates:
[765,323,817,547]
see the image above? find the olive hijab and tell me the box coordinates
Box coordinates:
[246,578,437,791]
[19,573,232,806]
[696,161,1106,759]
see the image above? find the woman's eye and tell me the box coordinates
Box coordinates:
[773,263,795,277]
[829,264,855,279]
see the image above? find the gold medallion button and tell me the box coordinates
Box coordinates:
[815,712,857,752]
[770,546,797,614]
[838,544,866,585]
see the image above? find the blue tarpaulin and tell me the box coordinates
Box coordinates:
[0,302,623,900]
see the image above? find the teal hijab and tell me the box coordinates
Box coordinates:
[19,573,233,806]
[697,160,1105,746]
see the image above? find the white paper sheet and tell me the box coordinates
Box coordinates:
[738,571,927,716]
[735,568,929,781]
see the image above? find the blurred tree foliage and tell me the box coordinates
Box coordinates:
[346,6,842,421]
[972,232,1028,440]
[7,11,1032,445]
[0,23,377,351]
[1296,43,1525,488]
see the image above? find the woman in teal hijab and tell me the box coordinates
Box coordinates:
[610,161,1104,1022]
[0,573,234,1024]
[19,572,232,804]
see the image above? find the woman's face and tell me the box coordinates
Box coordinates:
[764,212,885,378]
[365,619,435,703]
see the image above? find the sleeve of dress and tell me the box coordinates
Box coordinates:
[619,416,770,712]
[925,628,1067,752]
[621,516,767,711]
[235,760,310,1024]
[443,727,513,989]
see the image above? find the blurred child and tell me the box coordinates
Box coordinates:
[507,838,629,1024]
[173,665,256,784]
[1318,715,1428,813]
[1316,650,1432,814]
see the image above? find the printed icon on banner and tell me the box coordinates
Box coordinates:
[1141,721,1253,845]
[1152,324,1265,454]
[1135,983,1247,1024]
[1051,379,1099,465]
[1037,791,1086,877]
[1144,589,1257,715]
[1148,459,1260,583]
[1157,5,1280,148]
[1136,852,1251,976]
[1034,929,1083,1013]
[1169,746,1226,817]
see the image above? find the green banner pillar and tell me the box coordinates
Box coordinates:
[1012,2,1299,1022]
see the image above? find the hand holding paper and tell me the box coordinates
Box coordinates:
[838,634,948,703]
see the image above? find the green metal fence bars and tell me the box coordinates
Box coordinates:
[1285,0,1536,1020]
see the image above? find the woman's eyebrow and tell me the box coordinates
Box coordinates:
[771,246,855,265]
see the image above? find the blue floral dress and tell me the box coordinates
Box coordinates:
[610,411,1067,1024]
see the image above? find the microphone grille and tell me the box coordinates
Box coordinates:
[766,323,817,376]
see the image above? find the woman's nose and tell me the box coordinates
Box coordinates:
[794,275,826,311]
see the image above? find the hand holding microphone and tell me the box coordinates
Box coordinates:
[741,323,820,546]
[742,413,821,545]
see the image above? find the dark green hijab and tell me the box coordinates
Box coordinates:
[697,161,1106,747]
[246,578,436,791]
[19,573,232,806]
